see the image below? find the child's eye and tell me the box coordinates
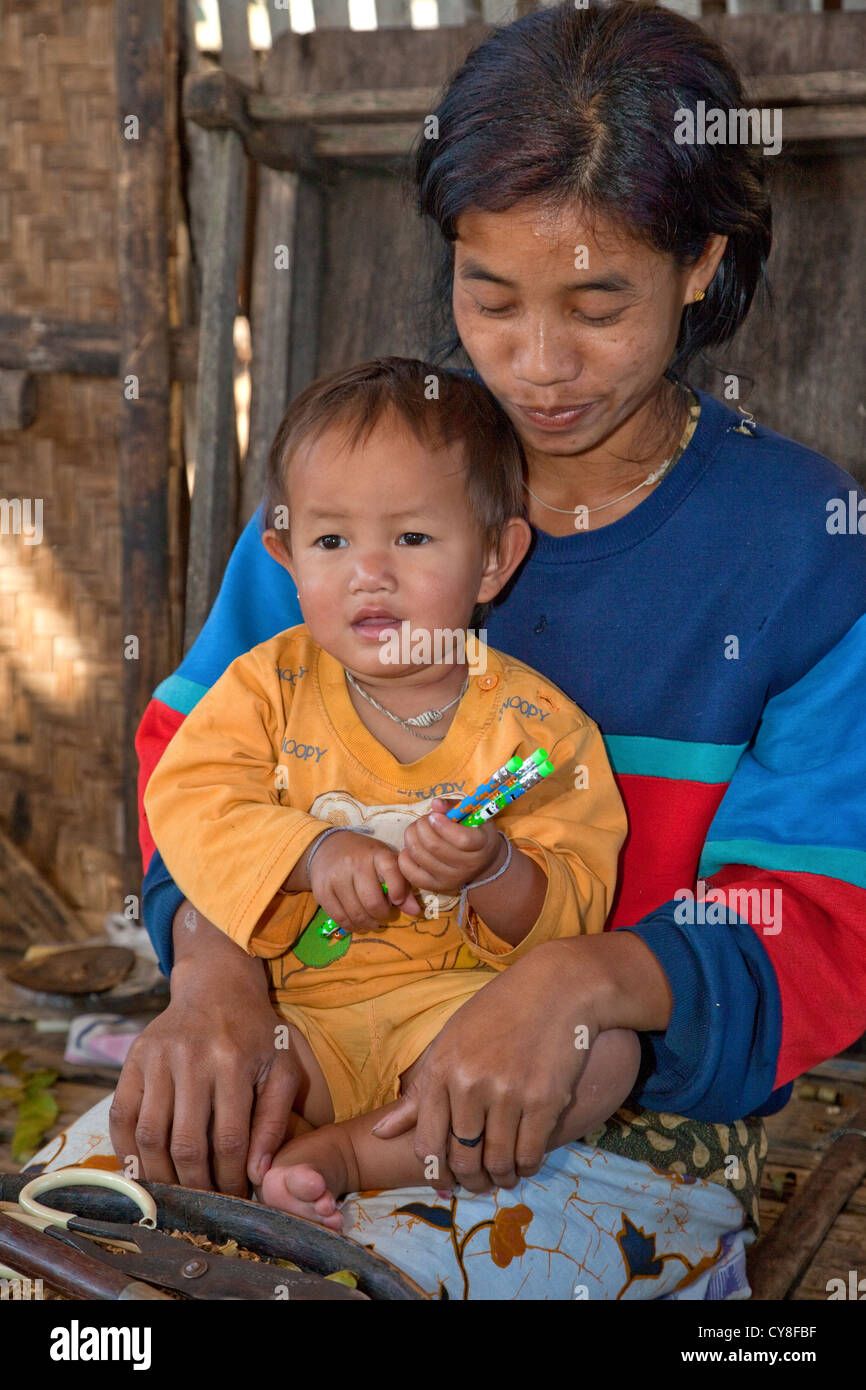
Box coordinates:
[398,532,431,546]
[314,535,346,549]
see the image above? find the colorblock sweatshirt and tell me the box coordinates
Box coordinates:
[135,387,866,1132]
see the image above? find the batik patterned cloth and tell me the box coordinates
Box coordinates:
[588,1104,768,1234]
[25,1098,753,1301]
[338,1140,755,1300]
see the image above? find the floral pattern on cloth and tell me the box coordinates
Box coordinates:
[587,1105,768,1235]
[339,1141,754,1300]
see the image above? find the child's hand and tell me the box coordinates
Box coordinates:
[398,798,506,895]
[308,830,422,933]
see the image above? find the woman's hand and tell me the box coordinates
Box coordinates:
[372,932,673,1193]
[109,903,302,1195]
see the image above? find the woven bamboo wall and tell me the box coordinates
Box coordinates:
[0,0,124,938]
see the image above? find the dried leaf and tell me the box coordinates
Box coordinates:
[325,1269,358,1288]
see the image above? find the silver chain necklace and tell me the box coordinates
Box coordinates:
[523,454,674,516]
[346,670,469,741]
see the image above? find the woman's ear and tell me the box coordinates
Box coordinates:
[261,527,294,579]
[476,516,533,606]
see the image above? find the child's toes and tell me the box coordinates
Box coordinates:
[262,1162,343,1229]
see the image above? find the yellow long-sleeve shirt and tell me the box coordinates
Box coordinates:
[144,626,627,1009]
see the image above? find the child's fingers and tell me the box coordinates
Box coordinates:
[410,812,486,869]
[371,849,421,918]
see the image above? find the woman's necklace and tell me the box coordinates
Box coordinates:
[523,453,674,516]
[345,670,469,741]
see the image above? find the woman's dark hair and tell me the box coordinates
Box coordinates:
[262,356,527,629]
[411,0,772,379]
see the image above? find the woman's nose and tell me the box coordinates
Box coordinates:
[512,315,583,385]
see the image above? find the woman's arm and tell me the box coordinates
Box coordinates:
[109,898,304,1193]
[371,930,672,1192]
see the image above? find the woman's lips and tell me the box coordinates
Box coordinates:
[516,401,596,432]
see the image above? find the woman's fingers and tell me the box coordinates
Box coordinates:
[479,1099,525,1190]
[248,1056,301,1187]
[132,1063,181,1186]
[168,1062,221,1192]
[444,1095,490,1193]
[407,1077,457,1191]
[209,1072,257,1197]
[513,1104,561,1180]
[108,1054,145,1176]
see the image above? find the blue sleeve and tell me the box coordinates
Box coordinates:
[141,502,302,973]
[142,848,184,978]
[622,907,790,1122]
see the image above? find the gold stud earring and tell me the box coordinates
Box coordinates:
[693,289,706,302]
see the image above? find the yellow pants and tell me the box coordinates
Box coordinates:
[276,969,498,1123]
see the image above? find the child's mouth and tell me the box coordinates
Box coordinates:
[351,614,401,640]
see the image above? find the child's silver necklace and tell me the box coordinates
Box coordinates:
[345,670,469,741]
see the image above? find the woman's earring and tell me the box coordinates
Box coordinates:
[693,289,706,302]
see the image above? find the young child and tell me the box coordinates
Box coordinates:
[144,357,639,1228]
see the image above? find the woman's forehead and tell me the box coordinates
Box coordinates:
[454,203,657,281]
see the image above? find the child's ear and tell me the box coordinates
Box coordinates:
[476,516,532,605]
[261,527,294,578]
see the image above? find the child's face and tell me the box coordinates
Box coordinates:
[263,410,528,684]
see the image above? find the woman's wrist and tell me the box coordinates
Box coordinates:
[546,932,674,1035]
[170,899,270,998]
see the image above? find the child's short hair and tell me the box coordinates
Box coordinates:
[262,357,527,562]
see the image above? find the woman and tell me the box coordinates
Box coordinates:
[116,1,866,1298]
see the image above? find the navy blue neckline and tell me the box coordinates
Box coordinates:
[524,389,737,564]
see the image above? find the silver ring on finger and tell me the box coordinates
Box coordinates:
[449,1126,484,1149]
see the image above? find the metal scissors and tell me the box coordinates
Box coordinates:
[1,1166,366,1300]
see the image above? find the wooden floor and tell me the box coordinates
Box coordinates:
[2,988,865,1299]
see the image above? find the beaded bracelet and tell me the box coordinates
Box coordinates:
[457,832,513,928]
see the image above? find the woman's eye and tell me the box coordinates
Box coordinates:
[475,302,513,317]
[398,533,430,546]
[314,535,345,549]
[574,310,623,326]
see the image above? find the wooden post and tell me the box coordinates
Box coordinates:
[747,1099,866,1299]
[243,168,324,524]
[114,0,174,895]
[183,125,247,651]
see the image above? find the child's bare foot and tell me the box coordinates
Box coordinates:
[260,1122,361,1231]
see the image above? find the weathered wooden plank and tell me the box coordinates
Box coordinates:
[748,1096,866,1299]
[183,127,248,652]
[268,2,294,41]
[375,0,413,26]
[218,0,257,86]
[115,0,174,887]
[312,0,352,29]
[0,316,198,381]
[243,167,299,522]
[245,71,866,123]
[0,371,36,430]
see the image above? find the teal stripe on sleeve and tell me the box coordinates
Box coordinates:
[699,838,866,892]
[602,734,748,783]
[153,673,209,717]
